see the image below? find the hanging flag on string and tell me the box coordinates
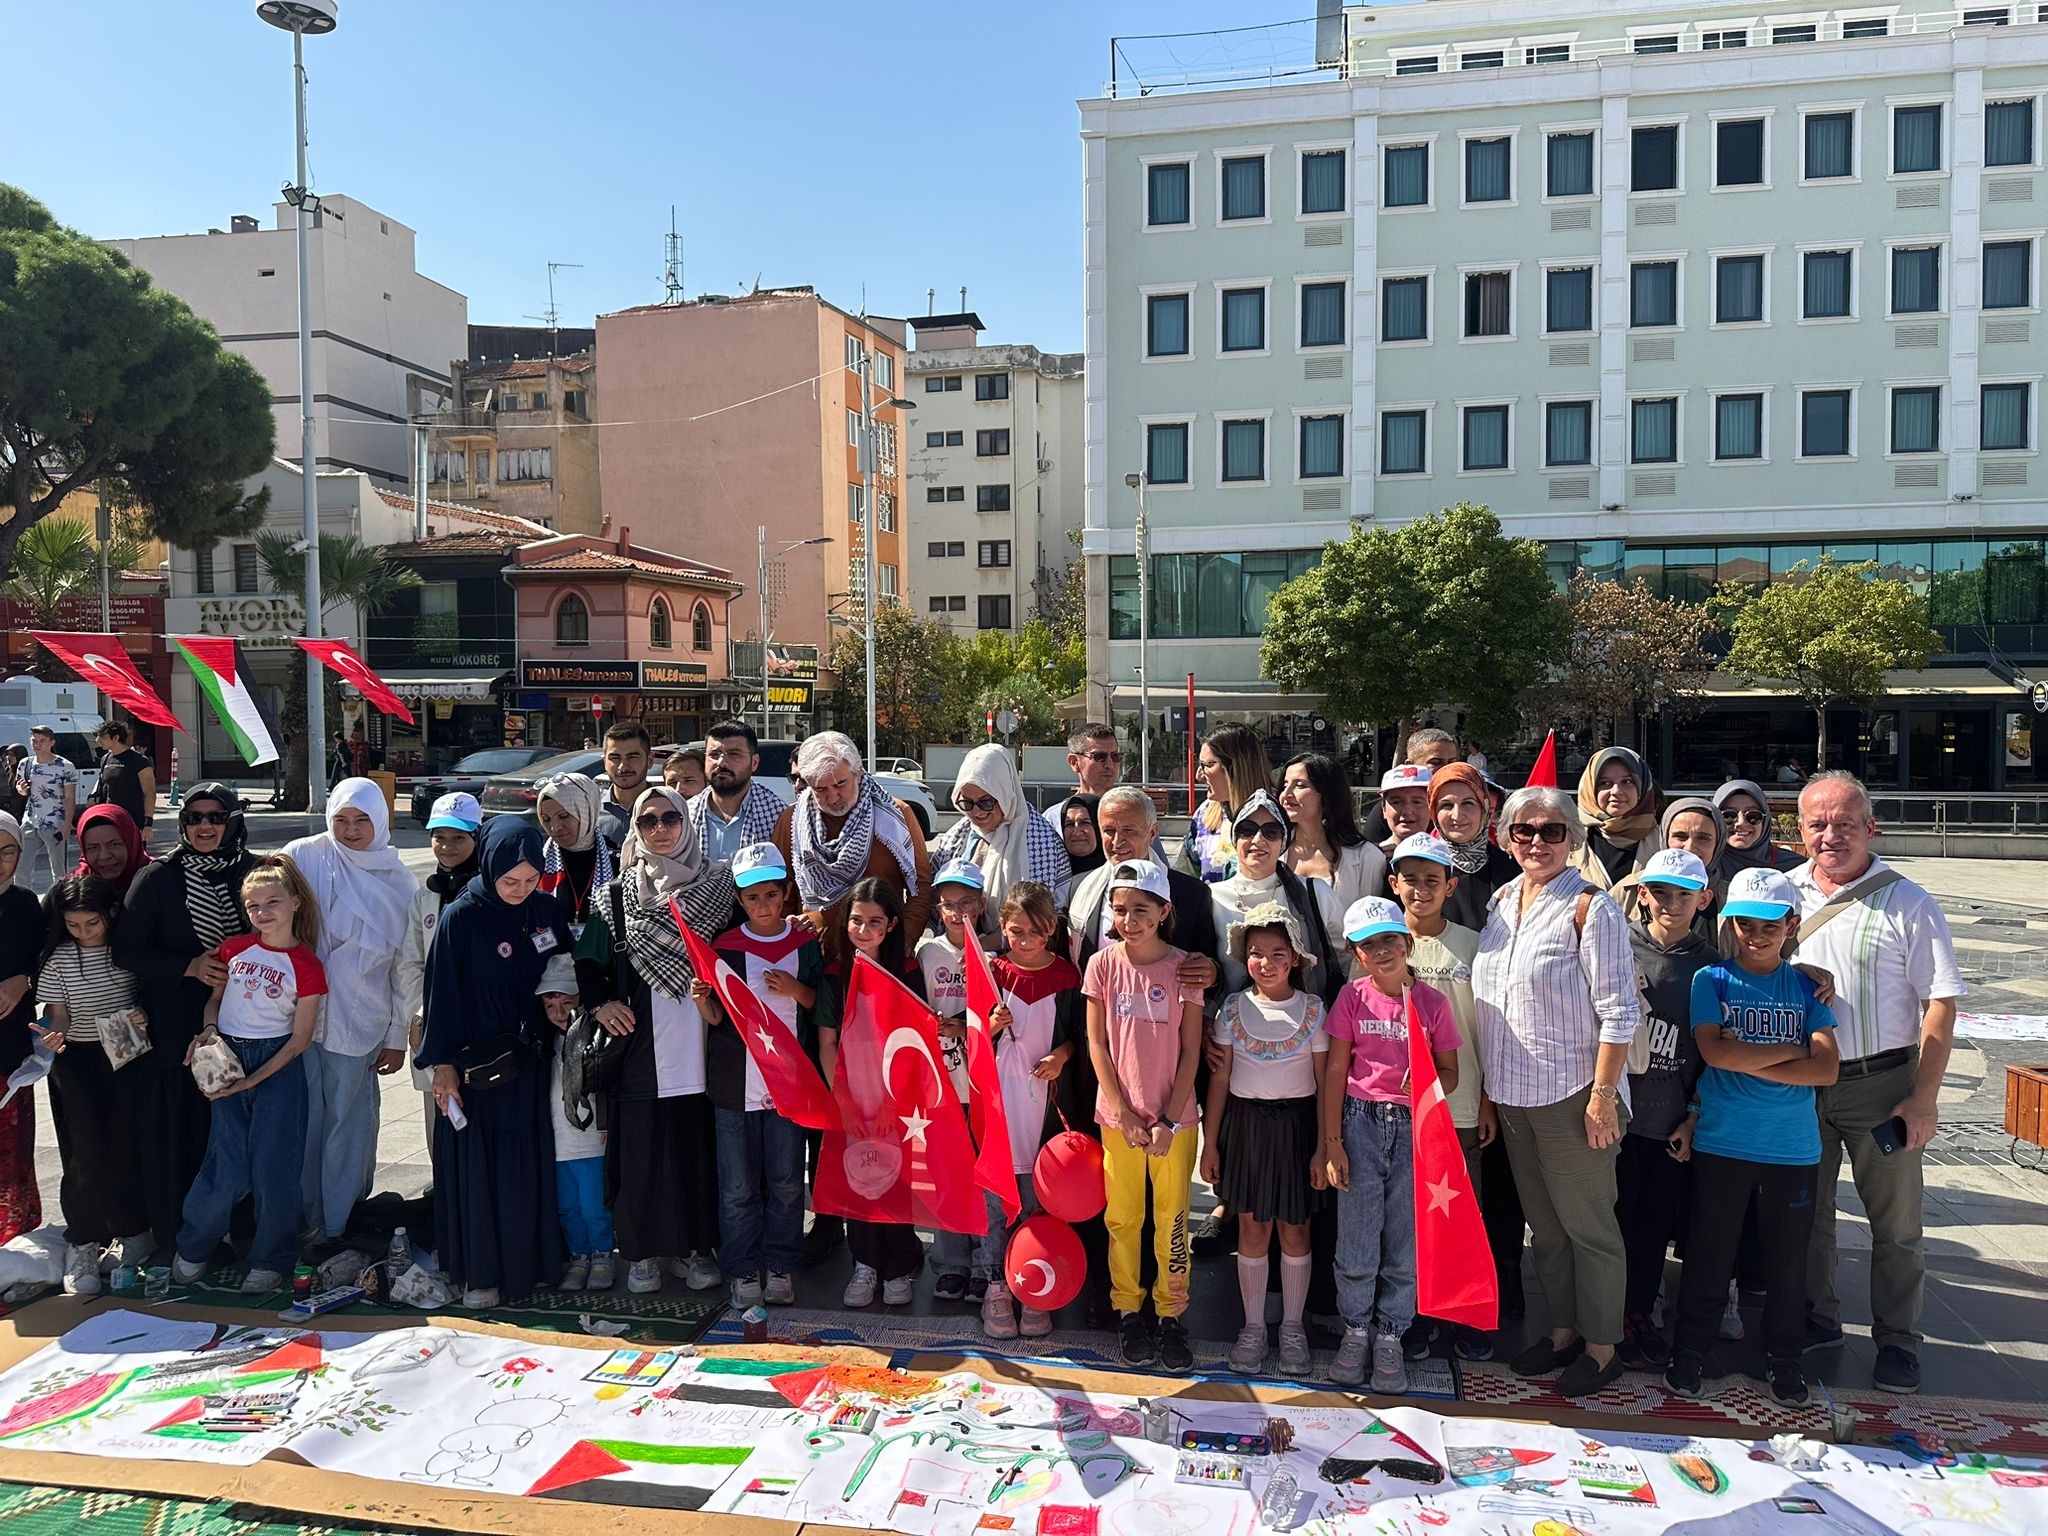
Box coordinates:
[171,636,280,766]
[294,638,416,724]
[27,632,183,730]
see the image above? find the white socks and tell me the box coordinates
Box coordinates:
[1237,1253,1269,1328]
[1280,1251,1311,1326]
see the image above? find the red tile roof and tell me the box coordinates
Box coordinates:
[382,532,528,558]
[507,547,741,591]
[470,355,594,380]
[375,490,551,538]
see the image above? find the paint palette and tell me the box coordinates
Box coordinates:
[1175,1453,1250,1488]
[1180,1428,1271,1457]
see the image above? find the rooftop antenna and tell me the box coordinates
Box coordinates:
[535,261,583,359]
[927,287,935,315]
[662,206,684,305]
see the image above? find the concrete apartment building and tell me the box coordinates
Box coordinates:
[106,196,467,485]
[904,312,1085,634]
[428,350,603,535]
[1081,0,2048,791]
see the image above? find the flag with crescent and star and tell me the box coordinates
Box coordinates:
[960,925,1022,1224]
[812,953,985,1232]
[294,637,417,724]
[678,910,836,1131]
[29,632,184,730]
[1406,985,1498,1331]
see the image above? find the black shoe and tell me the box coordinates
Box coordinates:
[934,1272,969,1303]
[1118,1311,1157,1367]
[1510,1335,1585,1377]
[802,1217,843,1267]
[1803,1318,1847,1354]
[1769,1359,1811,1407]
[1156,1316,1193,1373]
[1874,1344,1922,1395]
[1555,1349,1625,1399]
[1084,1292,1114,1330]
[1189,1214,1231,1258]
[1665,1350,1706,1399]
[1401,1318,1436,1360]
[965,1273,989,1305]
[1454,1326,1495,1362]
[1617,1314,1670,1370]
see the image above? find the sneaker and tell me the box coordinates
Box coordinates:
[730,1274,764,1310]
[1371,1333,1407,1396]
[627,1258,663,1294]
[672,1253,721,1291]
[171,1255,206,1285]
[1665,1350,1706,1399]
[1718,1289,1746,1341]
[843,1262,879,1308]
[1769,1359,1811,1407]
[587,1253,616,1290]
[1874,1344,1922,1395]
[966,1273,990,1305]
[1803,1318,1846,1354]
[882,1273,914,1307]
[934,1272,969,1303]
[242,1268,285,1294]
[107,1231,156,1272]
[1156,1316,1193,1373]
[1329,1326,1371,1387]
[1118,1311,1157,1368]
[1401,1318,1436,1361]
[559,1254,590,1292]
[1084,1293,1113,1330]
[1617,1313,1669,1370]
[462,1286,502,1309]
[764,1271,795,1306]
[64,1244,102,1297]
[981,1283,1018,1340]
[1019,1306,1053,1338]
[1277,1322,1312,1378]
[1454,1327,1496,1362]
[1228,1324,1269,1374]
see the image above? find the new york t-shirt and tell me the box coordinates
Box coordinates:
[218,934,327,1040]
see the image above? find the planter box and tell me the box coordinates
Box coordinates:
[2005,1064,2048,1149]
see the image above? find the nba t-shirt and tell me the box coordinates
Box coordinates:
[1690,961,1834,1166]
[217,935,327,1040]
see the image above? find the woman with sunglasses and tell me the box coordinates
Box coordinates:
[929,744,1074,935]
[1210,792,1343,1006]
[1708,779,1800,904]
[112,784,256,1252]
[1470,785,1641,1399]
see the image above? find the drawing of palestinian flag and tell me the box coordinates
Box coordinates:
[173,636,281,766]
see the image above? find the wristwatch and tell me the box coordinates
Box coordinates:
[1589,1083,1621,1103]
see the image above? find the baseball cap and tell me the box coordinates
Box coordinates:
[426,792,482,833]
[1381,763,1433,794]
[933,857,986,892]
[1639,848,1709,891]
[1389,832,1455,870]
[1106,859,1171,903]
[1722,867,1799,920]
[1343,895,1411,944]
[534,953,577,997]
[732,841,788,890]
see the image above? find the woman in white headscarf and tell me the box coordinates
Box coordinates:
[929,743,1074,929]
[536,771,616,937]
[281,778,419,1242]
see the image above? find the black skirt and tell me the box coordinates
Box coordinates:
[1213,1093,1320,1226]
[605,1092,719,1261]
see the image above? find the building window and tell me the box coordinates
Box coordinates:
[1771,22,1817,43]
[875,352,894,391]
[877,492,896,533]
[1380,410,1427,474]
[1146,422,1190,485]
[1843,16,1889,36]
[1300,281,1346,347]
[1546,132,1593,197]
[975,429,1011,456]
[925,487,946,503]
[1801,389,1852,456]
[1461,48,1504,68]
[1462,405,1509,471]
[1893,104,1943,173]
[498,447,552,481]
[977,595,1012,630]
[555,593,589,646]
[1803,250,1853,318]
[1463,271,1511,337]
[1631,261,1679,327]
[1545,401,1593,466]
[942,432,964,449]
[1715,393,1765,460]
[1632,124,1679,191]
[1890,245,1941,313]
[847,409,860,447]
[1147,161,1191,226]
[1221,418,1267,482]
[1394,54,1439,74]
[1702,26,1749,47]
[649,597,671,649]
[927,541,946,558]
[1299,414,1344,478]
[929,596,949,614]
[1301,148,1346,213]
[1382,276,1429,342]
[974,373,1009,401]
[844,334,864,370]
[1984,240,2032,309]
[1633,33,1679,53]
[1526,41,1572,63]
[978,540,1012,568]
[1715,254,1764,323]
[1147,292,1190,357]
[1545,266,1593,333]
[948,595,966,612]
[472,451,490,484]
[1220,286,1266,351]
[946,485,965,502]
[1220,154,1266,220]
[879,564,898,602]
[1987,100,2036,167]
[1982,382,2031,450]
[232,544,258,594]
[194,547,215,595]
[925,374,962,393]
[1805,111,1854,178]
[976,484,1010,512]
[1891,386,1941,453]
[1715,118,1766,186]
[1464,137,1511,202]
[1384,144,1430,208]
[924,431,944,448]
[1965,5,2011,22]
[1632,398,1679,463]
[847,484,863,523]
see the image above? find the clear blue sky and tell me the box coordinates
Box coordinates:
[8,0,1317,353]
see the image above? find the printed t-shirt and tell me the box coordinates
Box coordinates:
[1408,924,1482,1128]
[989,955,1079,1173]
[1690,961,1834,1166]
[218,934,328,1040]
[1081,943,1203,1129]
[1211,988,1327,1101]
[915,931,971,1100]
[720,919,816,1112]
[1324,976,1461,1103]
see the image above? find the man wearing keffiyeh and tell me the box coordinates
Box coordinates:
[691,721,787,863]
[771,732,933,964]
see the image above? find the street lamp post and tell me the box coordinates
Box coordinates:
[1124,471,1150,787]
[757,527,832,742]
[856,348,912,772]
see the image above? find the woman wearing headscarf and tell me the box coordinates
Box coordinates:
[1607,796,1723,926]
[930,743,1074,926]
[1426,763,1518,933]
[1708,779,1800,903]
[420,817,571,1307]
[536,771,617,937]
[1278,752,1384,977]
[113,784,254,1250]
[281,779,419,1243]
[1569,747,1660,890]
[1175,723,1272,884]
[1209,792,1343,1007]
[1058,793,1106,879]
[70,805,151,901]
[575,785,737,1296]
[0,816,43,1245]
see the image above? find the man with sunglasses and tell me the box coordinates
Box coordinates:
[1043,723,1124,836]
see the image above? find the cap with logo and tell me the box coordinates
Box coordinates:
[933,857,986,892]
[1106,859,1171,903]
[1638,848,1710,891]
[426,792,483,833]
[1389,832,1455,870]
[534,952,578,996]
[1721,866,1799,920]
[1381,763,1434,793]
[1343,895,1412,944]
[732,841,789,889]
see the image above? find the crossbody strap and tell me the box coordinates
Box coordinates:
[1791,867,1906,951]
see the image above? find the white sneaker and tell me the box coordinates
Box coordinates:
[1371,1332,1408,1396]
[64,1244,103,1296]
[731,1274,764,1309]
[242,1268,285,1294]
[462,1286,502,1309]
[1019,1306,1052,1337]
[627,1258,663,1294]
[171,1255,206,1285]
[981,1283,1019,1339]
[1719,1288,1746,1341]
[844,1262,880,1308]
[1228,1324,1268,1374]
[764,1271,795,1306]
[559,1254,590,1292]
[1330,1326,1371,1386]
[587,1253,616,1290]
[882,1272,914,1306]
[108,1231,156,1272]
[672,1253,722,1291]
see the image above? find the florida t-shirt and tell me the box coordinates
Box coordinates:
[1081,943,1204,1129]
[218,934,327,1040]
[1324,977,1461,1103]
[1690,961,1834,1166]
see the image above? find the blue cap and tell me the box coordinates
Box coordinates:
[1722,867,1798,920]
[426,792,482,833]
[933,857,986,892]
[732,841,788,889]
[1639,848,1710,891]
[1343,895,1411,944]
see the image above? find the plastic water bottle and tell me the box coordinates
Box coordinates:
[387,1226,414,1277]
[1260,1471,1299,1532]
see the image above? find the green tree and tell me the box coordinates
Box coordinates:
[0,184,274,577]
[1032,529,1086,649]
[1527,573,1719,746]
[1715,556,1942,764]
[1261,503,1568,743]
[3,516,147,679]
[829,604,964,758]
[255,532,422,811]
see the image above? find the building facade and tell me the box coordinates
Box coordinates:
[427,351,603,535]
[1081,0,2048,790]
[904,313,1085,634]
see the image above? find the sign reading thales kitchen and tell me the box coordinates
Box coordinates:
[640,660,709,691]
[521,659,710,691]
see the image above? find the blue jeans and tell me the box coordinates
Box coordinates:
[556,1156,614,1257]
[1335,1097,1417,1337]
[714,1107,805,1279]
[936,1179,1039,1282]
[300,1040,381,1238]
[177,1035,308,1278]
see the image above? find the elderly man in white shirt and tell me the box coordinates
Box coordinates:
[1789,771,1965,1397]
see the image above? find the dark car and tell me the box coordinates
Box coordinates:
[410,747,562,825]
[476,748,607,820]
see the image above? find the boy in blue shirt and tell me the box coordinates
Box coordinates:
[1667,867,1839,1408]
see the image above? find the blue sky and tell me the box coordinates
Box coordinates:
[7,0,1323,353]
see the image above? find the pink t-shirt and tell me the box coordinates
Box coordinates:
[1081,943,1204,1129]
[217,934,328,1041]
[1324,978,1461,1103]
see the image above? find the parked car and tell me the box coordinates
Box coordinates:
[875,757,924,779]
[476,748,606,819]
[669,738,940,836]
[410,746,562,825]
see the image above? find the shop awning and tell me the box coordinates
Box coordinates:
[1694,667,2021,700]
[375,671,506,702]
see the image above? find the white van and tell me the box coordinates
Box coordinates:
[0,676,105,802]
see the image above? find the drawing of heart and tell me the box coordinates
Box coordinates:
[843,1138,903,1200]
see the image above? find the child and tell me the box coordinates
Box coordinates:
[1386,833,1491,1362]
[541,952,614,1292]
[705,842,821,1309]
[34,876,152,1295]
[1616,848,1716,1371]
[1666,867,1839,1408]
[171,855,326,1294]
[1321,895,1461,1394]
[1376,764,1434,856]
[922,858,988,1302]
[816,876,926,1308]
[1081,860,1205,1373]
[1200,901,1328,1377]
[980,880,1083,1339]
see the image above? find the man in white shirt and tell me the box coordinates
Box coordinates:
[1789,771,1965,1397]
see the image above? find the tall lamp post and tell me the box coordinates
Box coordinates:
[757,528,832,741]
[258,0,337,809]
[856,347,913,772]
[1123,472,1150,786]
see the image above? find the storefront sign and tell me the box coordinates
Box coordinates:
[767,643,818,682]
[521,659,637,689]
[640,660,709,691]
[736,682,815,715]
[1,595,160,631]
[181,596,307,650]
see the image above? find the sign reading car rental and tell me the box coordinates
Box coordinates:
[521,659,637,690]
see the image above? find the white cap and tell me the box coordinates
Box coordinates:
[933,857,986,892]
[1389,832,1455,870]
[1639,848,1710,891]
[1106,859,1171,903]
[426,791,482,832]
[1381,763,1434,793]
[1343,895,1411,944]
[1722,866,1799,920]
[731,841,788,890]
[535,952,578,996]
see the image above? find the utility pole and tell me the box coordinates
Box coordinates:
[860,350,878,772]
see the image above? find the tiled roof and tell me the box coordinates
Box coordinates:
[471,355,594,380]
[381,532,528,558]
[507,548,741,590]
[375,490,551,538]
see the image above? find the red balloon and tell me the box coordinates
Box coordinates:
[1005,1214,1085,1314]
[1033,1130,1106,1223]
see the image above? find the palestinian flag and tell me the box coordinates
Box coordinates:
[173,636,281,766]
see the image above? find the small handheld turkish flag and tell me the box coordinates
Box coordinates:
[961,926,1022,1224]
[677,908,835,1131]
[1406,986,1497,1331]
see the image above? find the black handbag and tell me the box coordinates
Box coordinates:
[559,887,633,1129]
[456,1036,527,1089]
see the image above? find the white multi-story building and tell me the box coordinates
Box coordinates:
[905,313,1085,633]
[1081,0,2048,792]
[107,195,467,485]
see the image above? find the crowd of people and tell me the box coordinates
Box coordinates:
[0,713,1966,1409]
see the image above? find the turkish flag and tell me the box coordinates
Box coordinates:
[812,954,985,1233]
[1524,729,1559,789]
[29,632,184,730]
[1406,986,1497,1331]
[676,907,835,1131]
[294,638,417,724]
[961,927,1022,1224]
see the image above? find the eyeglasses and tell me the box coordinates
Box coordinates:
[1506,821,1570,846]
[1080,749,1121,764]
[1235,820,1288,843]
[955,794,1001,815]
[635,810,686,833]
[1721,808,1767,827]
[182,811,231,826]
[936,897,982,916]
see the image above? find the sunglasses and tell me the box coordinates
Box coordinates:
[1721,808,1767,826]
[635,810,686,833]
[955,794,1001,815]
[1235,820,1288,843]
[1079,749,1121,764]
[1506,821,1570,845]
[182,810,231,826]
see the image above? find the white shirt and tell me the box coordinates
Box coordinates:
[1212,989,1327,1100]
[1788,854,1966,1062]
[1297,843,1387,980]
[649,989,707,1098]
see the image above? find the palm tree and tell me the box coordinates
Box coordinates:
[3,517,147,680]
[255,531,422,811]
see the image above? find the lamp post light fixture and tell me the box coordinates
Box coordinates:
[1124,471,1150,786]
[757,528,832,741]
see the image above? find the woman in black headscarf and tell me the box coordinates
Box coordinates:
[1057,793,1106,879]
[113,783,255,1251]
[419,817,572,1308]
[1707,778,1801,903]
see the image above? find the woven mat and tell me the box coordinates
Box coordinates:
[0,1481,374,1536]
[1824,1387,2048,1459]
[1459,1356,1836,1435]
